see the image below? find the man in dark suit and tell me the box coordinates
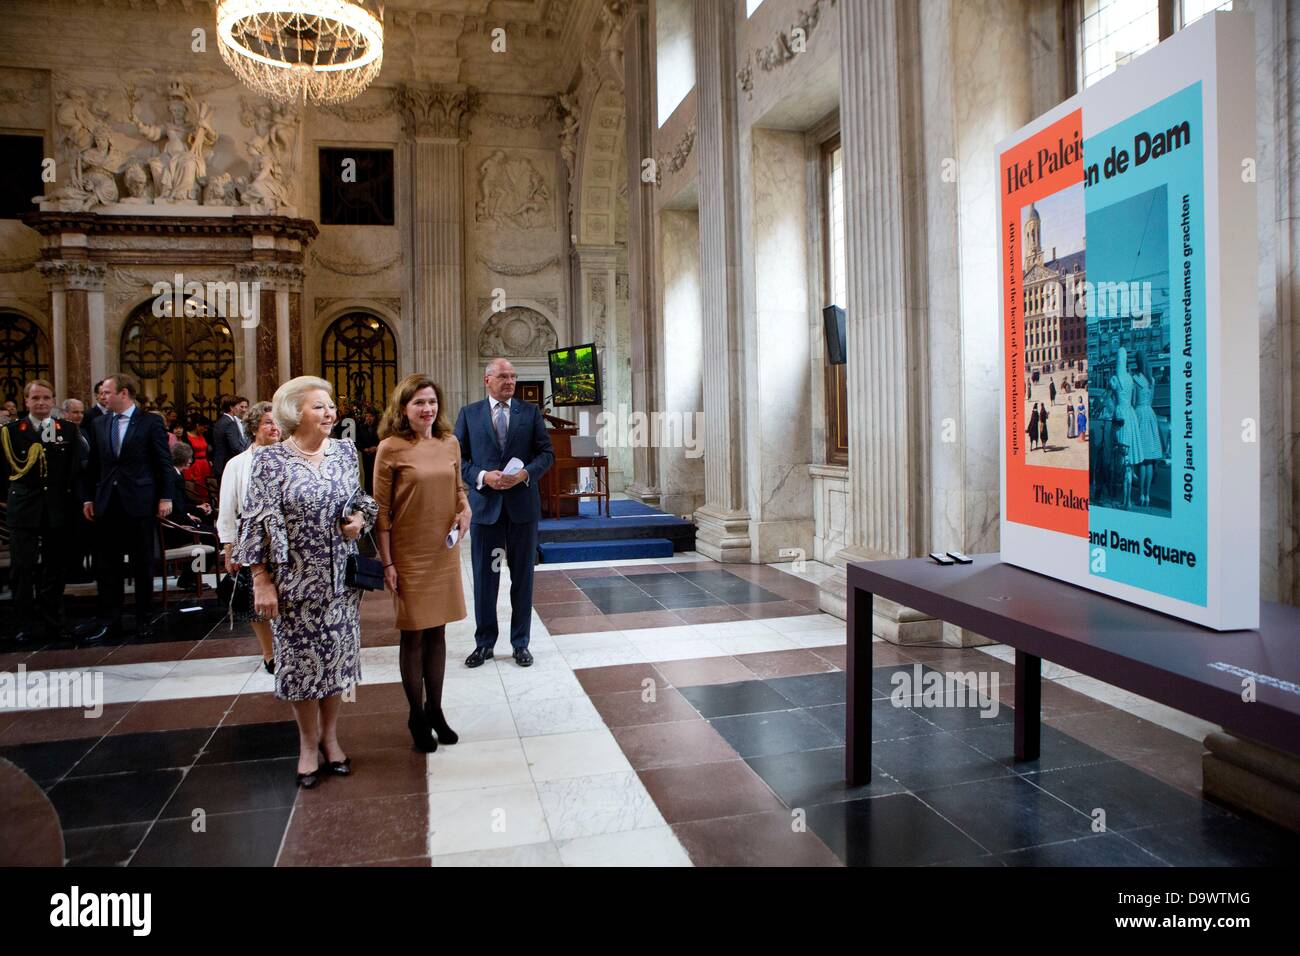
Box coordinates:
[210,394,249,477]
[84,379,112,427]
[1,380,81,643]
[81,372,173,641]
[454,358,554,667]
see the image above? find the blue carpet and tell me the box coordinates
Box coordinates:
[539,498,693,532]
[539,538,674,563]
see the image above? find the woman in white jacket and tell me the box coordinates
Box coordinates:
[218,400,281,672]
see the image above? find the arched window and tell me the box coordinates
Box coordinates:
[320,312,397,412]
[120,297,236,422]
[0,312,51,406]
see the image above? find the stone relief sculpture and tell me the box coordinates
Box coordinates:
[558,92,580,186]
[238,97,299,213]
[202,172,238,206]
[39,123,126,211]
[475,150,552,229]
[598,1,627,89]
[127,80,218,204]
[121,163,152,203]
[477,307,559,357]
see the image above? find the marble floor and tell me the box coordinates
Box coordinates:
[1,548,1296,867]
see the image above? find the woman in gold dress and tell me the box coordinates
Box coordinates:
[373,375,471,752]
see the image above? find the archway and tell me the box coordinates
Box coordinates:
[0,312,51,407]
[119,298,235,422]
[319,311,398,412]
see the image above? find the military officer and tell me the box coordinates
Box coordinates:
[1,379,82,643]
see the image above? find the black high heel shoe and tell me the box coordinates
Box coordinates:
[296,759,322,789]
[407,710,437,753]
[317,742,353,776]
[426,705,458,745]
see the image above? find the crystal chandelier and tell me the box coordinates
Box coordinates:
[215,0,385,105]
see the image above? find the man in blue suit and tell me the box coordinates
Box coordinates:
[80,372,173,642]
[454,358,554,667]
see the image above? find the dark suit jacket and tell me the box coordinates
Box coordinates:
[85,405,109,426]
[454,397,554,525]
[1,417,82,528]
[211,414,248,476]
[83,406,172,519]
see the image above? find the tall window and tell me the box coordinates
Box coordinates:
[1080,0,1234,90]
[656,0,695,126]
[0,313,50,406]
[822,137,848,465]
[120,298,236,422]
[320,312,397,412]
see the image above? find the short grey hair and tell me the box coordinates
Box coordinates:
[484,358,514,377]
[171,442,194,468]
[62,398,84,412]
[243,400,274,437]
[271,376,333,435]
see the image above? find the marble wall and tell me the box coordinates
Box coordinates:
[654,0,696,127]
[656,207,706,515]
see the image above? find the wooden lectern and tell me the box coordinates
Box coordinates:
[539,413,610,518]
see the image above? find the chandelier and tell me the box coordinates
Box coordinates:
[215,0,385,105]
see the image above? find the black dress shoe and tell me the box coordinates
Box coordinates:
[465,647,494,668]
[76,622,113,646]
[513,648,534,667]
[263,658,275,675]
[426,705,458,745]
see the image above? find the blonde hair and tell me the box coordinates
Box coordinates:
[271,376,333,435]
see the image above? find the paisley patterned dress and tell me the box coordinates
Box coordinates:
[235,439,378,701]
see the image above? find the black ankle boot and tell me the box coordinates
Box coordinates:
[407,708,437,753]
[426,705,458,745]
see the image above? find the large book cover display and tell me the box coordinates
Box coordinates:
[996,13,1258,630]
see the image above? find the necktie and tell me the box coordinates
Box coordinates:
[111,413,122,456]
[493,402,507,450]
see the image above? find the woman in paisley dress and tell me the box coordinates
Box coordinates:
[238,376,378,789]
[1108,346,1140,509]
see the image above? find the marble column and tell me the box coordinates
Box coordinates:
[37,261,104,403]
[819,0,937,639]
[396,85,472,418]
[622,0,662,506]
[692,0,752,561]
[574,243,624,489]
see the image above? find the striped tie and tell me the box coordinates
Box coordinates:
[494,402,507,451]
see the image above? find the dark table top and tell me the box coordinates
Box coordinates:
[847,554,1300,756]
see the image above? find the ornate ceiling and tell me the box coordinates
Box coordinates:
[0,0,599,95]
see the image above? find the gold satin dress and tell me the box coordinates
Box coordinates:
[372,434,469,630]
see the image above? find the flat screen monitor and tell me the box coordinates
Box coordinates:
[823,305,846,365]
[548,343,603,406]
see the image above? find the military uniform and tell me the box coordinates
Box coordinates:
[2,415,82,640]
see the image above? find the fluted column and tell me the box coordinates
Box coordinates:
[819,0,937,639]
[397,85,473,417]
[622,0,662,505]
[692,0,751,561]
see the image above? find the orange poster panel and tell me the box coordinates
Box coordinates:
[1001,108,1089,537]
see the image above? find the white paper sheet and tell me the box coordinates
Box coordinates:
[503,457,524,475]
[446,525,460,548]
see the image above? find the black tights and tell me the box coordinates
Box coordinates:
[399,626,448,718]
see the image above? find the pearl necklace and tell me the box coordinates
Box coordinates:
[287,436,326,458]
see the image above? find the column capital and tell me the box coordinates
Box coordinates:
[35,260,106,292]
[394,84,477,142]
[237,261,305,292]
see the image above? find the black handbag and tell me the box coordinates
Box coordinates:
[336,487,384,591]
[345,549,385,591]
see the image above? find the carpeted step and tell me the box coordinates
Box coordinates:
[538,538,674,563]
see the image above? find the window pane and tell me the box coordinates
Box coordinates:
[828,145,847,309]
[1080,0,1160,89]
[1181,0,1232,28]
